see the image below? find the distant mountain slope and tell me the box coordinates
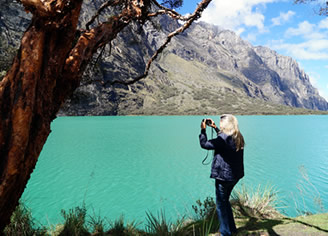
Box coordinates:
[170,22,328,111]
[1,1,327,116]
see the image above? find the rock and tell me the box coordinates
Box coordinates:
[1,0,327,115]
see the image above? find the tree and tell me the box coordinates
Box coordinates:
[294,0,328,15]
[0,0,212,231]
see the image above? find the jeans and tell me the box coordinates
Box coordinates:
[215,179,238,236]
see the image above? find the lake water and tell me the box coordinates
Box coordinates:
[22,115,328,226]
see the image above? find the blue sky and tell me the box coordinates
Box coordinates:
[176,0,328,101]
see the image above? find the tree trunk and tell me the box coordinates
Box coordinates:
[0,0,211,230]
[0,0,84,230]
[0,0,133,230]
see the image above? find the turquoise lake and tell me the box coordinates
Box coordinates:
[22,115,328,226]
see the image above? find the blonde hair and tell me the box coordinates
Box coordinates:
[219,114,245,151]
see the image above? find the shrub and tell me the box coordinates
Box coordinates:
[59,205,89,236]
[145,210,188,236]
[145,210,171,236]
[4,203,47,236]
[190,197,218,236]
[87,210,107,235]
[107,215,142,236]
[107,215,126,236]
[293,165,325,216]
[231,184,282,219]
[191,197,216,221]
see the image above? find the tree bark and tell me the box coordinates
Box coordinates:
[0,0,211,231]
[0,0,83,230]
[0,0,136,230]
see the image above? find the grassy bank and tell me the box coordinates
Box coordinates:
[4,185,328,236]
[233,213,328,235]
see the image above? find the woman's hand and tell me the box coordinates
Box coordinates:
[207,118,217,129]
[201,118,217,129]
[201,120,206,129]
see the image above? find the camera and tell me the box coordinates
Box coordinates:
[203,119,212,126]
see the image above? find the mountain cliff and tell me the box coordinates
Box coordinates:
[1,0,327,115]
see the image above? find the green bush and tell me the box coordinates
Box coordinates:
[3,184,295,235]
[4,203,47,236]
[145,210,172,235]
[231,184,282,219]
[87,210,107,235]
[190,197,219,236]
[191,197,216,221]
[59,205,89,236]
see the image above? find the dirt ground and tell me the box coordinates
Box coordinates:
[210,213,328,236]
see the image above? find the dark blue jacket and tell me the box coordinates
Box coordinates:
[199,129,244,182]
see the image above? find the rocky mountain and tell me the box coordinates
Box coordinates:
[0,0,30,77]
[1,0,327,116]
[168,21,328,111]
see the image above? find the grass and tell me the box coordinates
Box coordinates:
[106,52,328,116]
[59,205,89,236]
[3,204,47,236]
[231,184,282,219]
[145,210,187,235]
[4,184,328,236]
[233,214,328,236]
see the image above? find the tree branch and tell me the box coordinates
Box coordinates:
[152,0,182,17]
[19,0,69,17]
[63,0,154,86]
[319,2,328,15]
[147,0,192,21]
[294,0,328,15]
[147,9,192,21]
[107,0,212,86]
[85,0,122,30]
[64,15,129,80]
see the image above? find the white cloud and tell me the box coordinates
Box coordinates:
[271,41,328,60]
[269,19,328,60]
[201,0,277,32]
[285,21,314,37]
[285,20,327,40]
[325,65,328,69]
[245,32,257,42]
[310,77,318,86]
[271,10,295,26]
[244,11,265,30]
[307,73,328,101]
[308,72,320,86]
[319,89,328,101]
[319,18,328,29]
[235,27,246,35]
[306,39,328,51]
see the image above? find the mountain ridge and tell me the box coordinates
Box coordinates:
[1,1,327,116]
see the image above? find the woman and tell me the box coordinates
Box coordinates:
[199,114,245,236]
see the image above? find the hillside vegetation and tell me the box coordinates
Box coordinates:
[4,186,328,235]
[1,1,328,116]
[94,53,328,116]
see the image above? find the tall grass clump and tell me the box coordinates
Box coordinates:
[192,197,216,221]
[293,165,325,216]
[3,184,293,235]
[107,215,141,236]
[231,184,282,219]
[59,205,89,236]
[189,197,219,236]
[145,210,187,236]
[87,210,107,235]
[4,202,47,236]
